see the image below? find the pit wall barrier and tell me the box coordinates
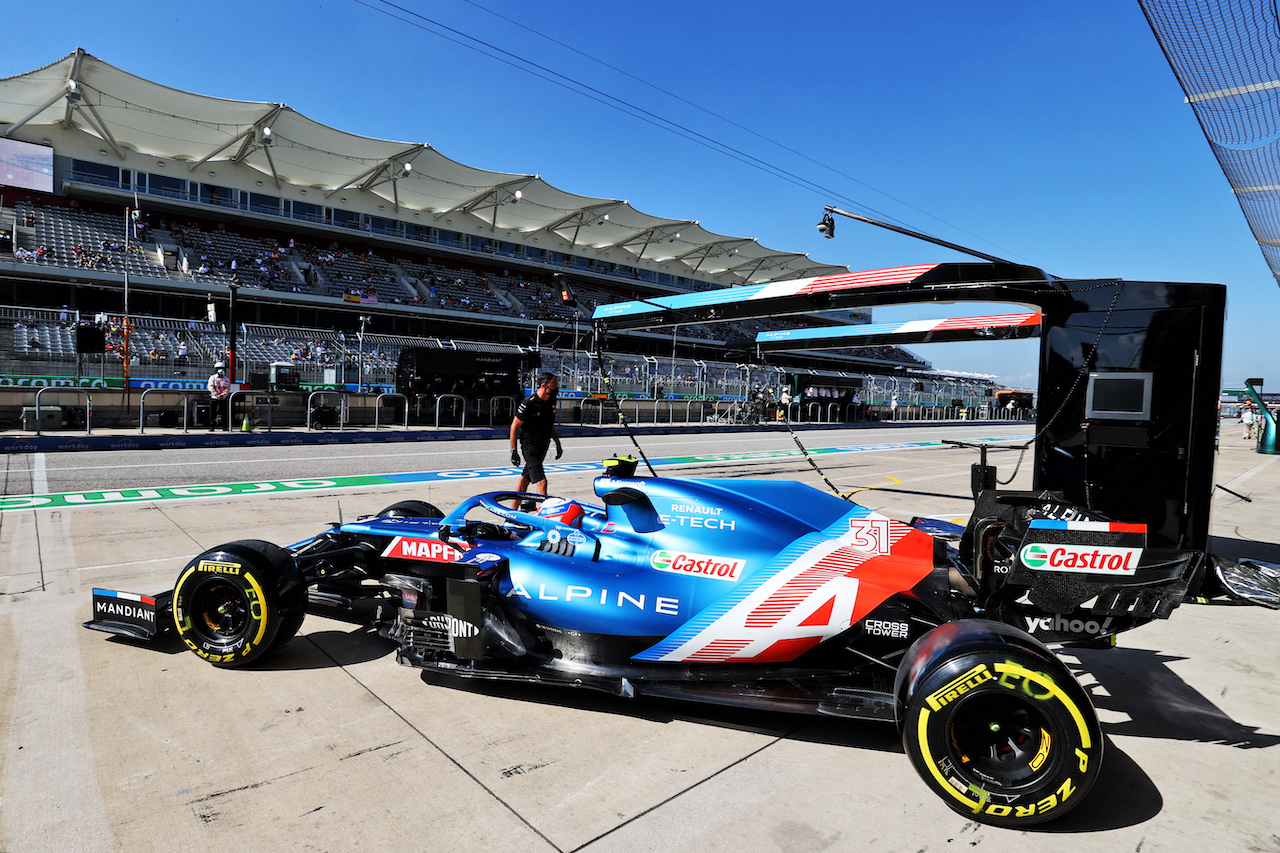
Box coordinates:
[2,387,1033,431]
[0,388,1031,453]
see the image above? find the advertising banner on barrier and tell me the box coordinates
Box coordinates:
[0,375,122,388]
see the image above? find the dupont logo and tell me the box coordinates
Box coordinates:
[424,613,480,639]
[382,536,463,562]
[650,549,745,581]
[1019,543,1141,575]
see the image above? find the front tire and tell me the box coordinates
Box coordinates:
[172,540,304,667]
[377,500,444,519]
[897,620,1103,827]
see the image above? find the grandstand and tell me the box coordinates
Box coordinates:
[0,49,1015,421]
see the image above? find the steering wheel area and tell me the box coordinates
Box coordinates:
[439,491,562,533]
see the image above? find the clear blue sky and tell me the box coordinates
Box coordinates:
[5,1,1273,389]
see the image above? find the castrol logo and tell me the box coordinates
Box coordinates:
[650,549,745,581]
[1019,542,1141,575]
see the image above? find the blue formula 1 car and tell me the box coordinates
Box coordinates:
[87,456,1217,827]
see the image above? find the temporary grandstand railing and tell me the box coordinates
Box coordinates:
[4,305,72,324]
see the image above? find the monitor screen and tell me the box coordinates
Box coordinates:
[0,138,54,193]
[1085,372,1152,421]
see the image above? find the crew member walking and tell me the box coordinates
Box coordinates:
[510,372,562,502]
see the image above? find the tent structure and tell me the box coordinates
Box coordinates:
[0,49,847,287]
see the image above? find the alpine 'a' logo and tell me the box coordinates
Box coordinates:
[382,537,463,562]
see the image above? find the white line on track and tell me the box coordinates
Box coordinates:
[33,452,48,494]
[42,434,797,473]
[77,556,187,572]
[1215,452,1280,494]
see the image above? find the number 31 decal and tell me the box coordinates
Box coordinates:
[848,518,891,555]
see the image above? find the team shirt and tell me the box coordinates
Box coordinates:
[515,393,556,441]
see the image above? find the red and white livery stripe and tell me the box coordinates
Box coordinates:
[1028,520,1146,533]
[752,264,941,300]
[649,516,927,664]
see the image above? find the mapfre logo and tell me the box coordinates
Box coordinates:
[650,549,745,581]
[1019,543,1141,575]
[382,536,464,562]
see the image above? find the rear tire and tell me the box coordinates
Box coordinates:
[378,500,444,519]
[896,620,1103,827]
[172,540,304,668]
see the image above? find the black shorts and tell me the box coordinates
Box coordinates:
[520,436,551,483]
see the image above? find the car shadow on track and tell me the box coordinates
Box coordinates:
[422,671,1164,832]
[1027,735,1162,833]
[418,668,906,753]
[1070,643,1280,749]
[1028,634,1280,833]
[98,631,189,655]
[214,618,1168,831]
[256,625,399,670]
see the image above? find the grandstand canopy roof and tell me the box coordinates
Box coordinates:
[0,49,847,285]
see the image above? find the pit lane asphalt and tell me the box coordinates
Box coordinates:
[1,424,1278,853]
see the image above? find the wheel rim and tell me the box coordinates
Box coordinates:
[947,692,1054,789]
[189,578,251,642]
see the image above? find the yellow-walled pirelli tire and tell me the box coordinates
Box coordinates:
[895,620,1103,827]
[172,540,305,668]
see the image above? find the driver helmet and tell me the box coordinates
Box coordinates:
[537,497,584,528]
[214,361,225,372]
